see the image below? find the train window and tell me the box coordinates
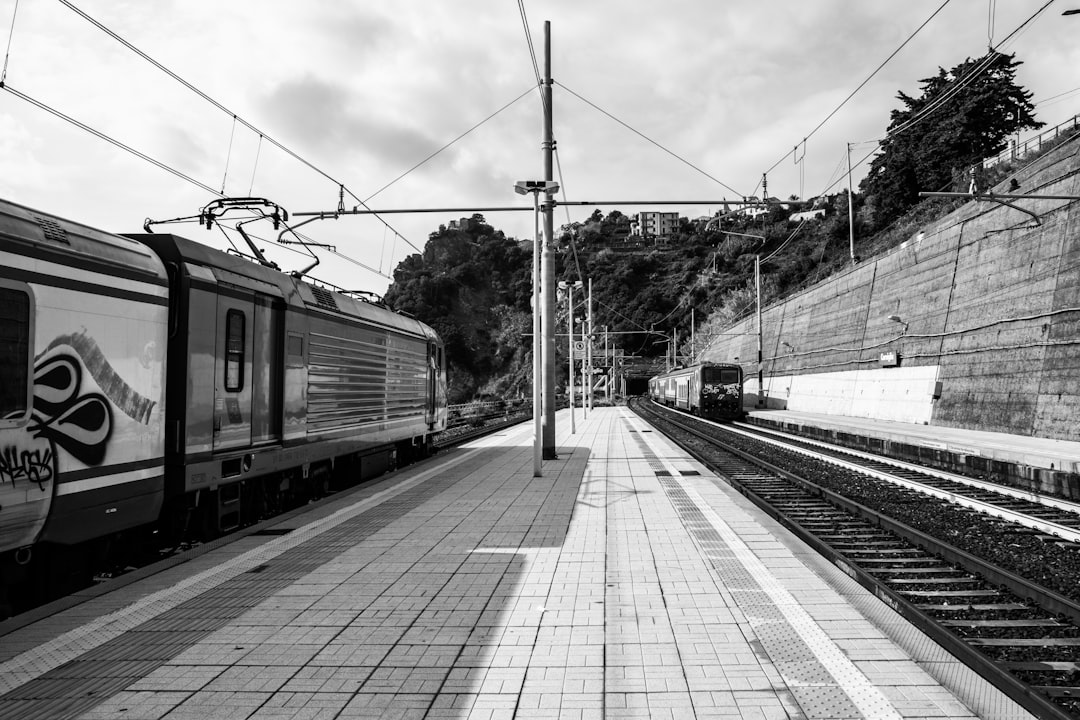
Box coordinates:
[0,285,31,421]
[225,309,245,391]
[704,366,741,384]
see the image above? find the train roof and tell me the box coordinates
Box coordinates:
[650,362,742,382]
[129,232,440,343]
[0,198,167,285]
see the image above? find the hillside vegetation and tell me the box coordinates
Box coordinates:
[383,51,1069,403]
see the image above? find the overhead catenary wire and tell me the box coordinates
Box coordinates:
[1,0,19,85]
[56,0,422,256]
[363,86,535,204]
[552,146,584,284]
[811,0,1055,204]
[556,81,744,198]
[869,1,1052,145]
[4,83,221,196]
[1034,86,1080,109]
[761,0,955,178]
[247,134,263,196]
[220,115,237,195]
[516,0,542,99]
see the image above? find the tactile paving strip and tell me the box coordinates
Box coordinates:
[623,411,902,720]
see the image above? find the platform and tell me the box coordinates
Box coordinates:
[747,408,1080,497]
[0,407,1036,720]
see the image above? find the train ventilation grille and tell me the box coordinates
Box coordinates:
[33,215,69,245]
[310,285,339,310]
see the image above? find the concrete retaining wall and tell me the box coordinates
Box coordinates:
[701,136,1080,442]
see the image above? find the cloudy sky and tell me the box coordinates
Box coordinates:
[2,0,1079,295]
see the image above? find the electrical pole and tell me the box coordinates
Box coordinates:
[756,254,763,408]
[541,21,557,460]
[847,142,855,265]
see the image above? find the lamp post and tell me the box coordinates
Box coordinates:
[515,180,560,476]
[724,231,766,408]
[559,280,583,433]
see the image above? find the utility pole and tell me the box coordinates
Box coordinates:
[847,142,855,265]
[756,254,763,408]
[541,21,557,460]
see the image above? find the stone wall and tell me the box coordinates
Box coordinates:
[700,136,1080,441]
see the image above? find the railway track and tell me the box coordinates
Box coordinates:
[631,398,1080,720]
[738,421,1080,540]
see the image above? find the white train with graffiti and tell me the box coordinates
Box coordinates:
[0,198,446,611]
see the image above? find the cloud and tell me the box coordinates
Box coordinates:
[259,75,446,168]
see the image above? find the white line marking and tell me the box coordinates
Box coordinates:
[623,409,903,720]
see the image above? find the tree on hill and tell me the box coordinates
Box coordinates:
[383,215,533,402]
[860,51,1041,229]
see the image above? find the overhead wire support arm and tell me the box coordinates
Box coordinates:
[292,198,812,219]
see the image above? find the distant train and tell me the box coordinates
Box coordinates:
[0,198,446,604]
[648,363,745,421]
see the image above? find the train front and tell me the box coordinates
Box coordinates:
[700,364,743,421]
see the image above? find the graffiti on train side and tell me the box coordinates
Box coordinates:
[1,330,160,494]
[0,441,54,491]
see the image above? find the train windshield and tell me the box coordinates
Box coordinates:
[703,366,740,384]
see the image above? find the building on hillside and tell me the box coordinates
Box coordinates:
[630,211,681,239]
[790,208,826,223]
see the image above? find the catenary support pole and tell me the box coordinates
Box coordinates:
[541,20,557,460]
[531,190,542,476]
[847,142,856,265]
[587,278,594,413]
[756,254,764,408]
[568,283,576,434]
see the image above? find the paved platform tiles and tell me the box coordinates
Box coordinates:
[0,407,1037,720]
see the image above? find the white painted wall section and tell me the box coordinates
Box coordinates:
[747,366,941,424]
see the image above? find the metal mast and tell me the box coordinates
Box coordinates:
[541,20,557,460]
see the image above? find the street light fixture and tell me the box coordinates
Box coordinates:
[887,314,909,333]
[515,180,559,477]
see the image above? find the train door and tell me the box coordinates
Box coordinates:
[213,289,254,451]
[0,280,49,553]
[425,341,438,426]
[250,296,283,446]
[676,377,689,409]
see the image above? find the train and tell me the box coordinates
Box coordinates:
[648,362,745,421]
[0,198,447,607]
